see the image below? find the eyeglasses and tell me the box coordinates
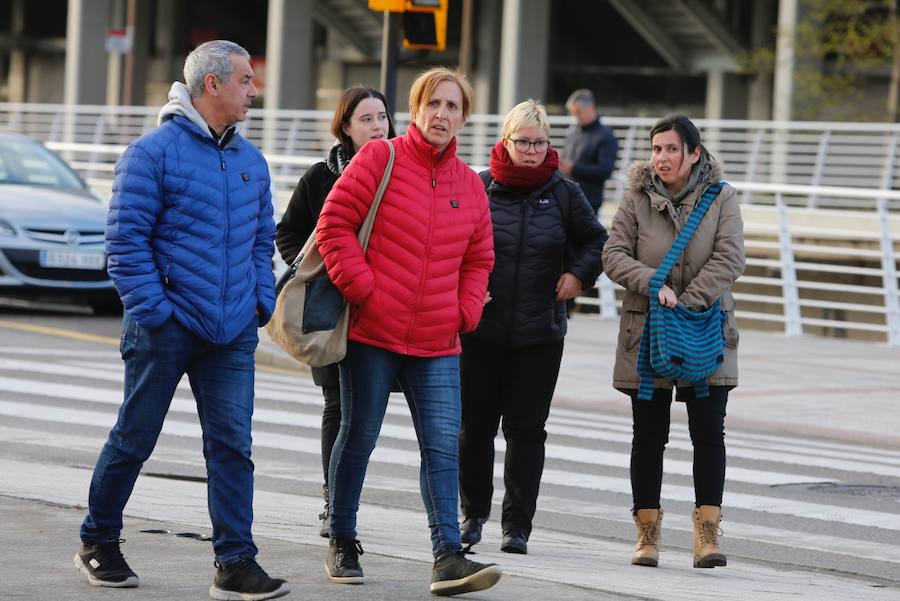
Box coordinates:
[507,138,550,153]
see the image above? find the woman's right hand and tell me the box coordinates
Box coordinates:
[657,284,678,308]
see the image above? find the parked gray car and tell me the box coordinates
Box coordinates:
[0,132,119,312]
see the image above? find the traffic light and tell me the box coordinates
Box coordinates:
[402,0,447,51]
[369,0,448,52]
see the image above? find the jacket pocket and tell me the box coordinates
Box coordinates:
[619,293,648,353]
[720,293,739,348]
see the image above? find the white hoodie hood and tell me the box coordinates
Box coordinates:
[157,82,244,137]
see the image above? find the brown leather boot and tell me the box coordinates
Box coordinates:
[692,505,727,568]
[631,508,662,567]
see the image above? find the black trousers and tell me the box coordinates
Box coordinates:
[458,337,564,536]
[629,386,729,512]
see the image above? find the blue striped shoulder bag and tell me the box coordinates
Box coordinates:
[637,181,725,401]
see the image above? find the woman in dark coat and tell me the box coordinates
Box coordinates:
[458,99,607,554]
[275,85,395,537]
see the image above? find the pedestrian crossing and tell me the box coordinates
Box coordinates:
[2,345,899,587]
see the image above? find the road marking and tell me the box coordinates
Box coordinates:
[4,422,900,568]
[0,320,118,345]
[2,457,896,601]
[0,373,845,486]
[2,398,899,532]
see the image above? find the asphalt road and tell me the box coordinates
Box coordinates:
[2,299,899,600]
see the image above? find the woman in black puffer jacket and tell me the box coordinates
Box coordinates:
[458,99,607,554]
[275,85,395,537]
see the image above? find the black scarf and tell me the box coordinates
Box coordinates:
[325,142,352,176]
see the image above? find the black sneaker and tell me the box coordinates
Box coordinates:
[73,539,139,588]
[325,537,364,584]
[460,517,486,545]
[430,547,502,596]
[209,558,290,601]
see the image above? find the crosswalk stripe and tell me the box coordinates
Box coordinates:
[6,353,898,478]
[0,373,841,486]
[2,397,899,532]
[5,421,900,568]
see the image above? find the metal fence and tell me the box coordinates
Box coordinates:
[1,103,898,345]
[5,102,900,210]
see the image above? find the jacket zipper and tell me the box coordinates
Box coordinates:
[405,163,437,351]
[506,199,529,346]
[219,146,229,340]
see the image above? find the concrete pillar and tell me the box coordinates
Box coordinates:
[264,0,315,110]
[105,0,125,106]
[65,0,112,106]
[498,0,550,113]
[8,0,27,103]
[472,0,502,115]
[772,0,797,122]
[747,0,774,120]
[705,69,725,120]
[123,0,152,106]
[771,0,798,183]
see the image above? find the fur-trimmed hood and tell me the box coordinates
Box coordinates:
[626,157,723,196]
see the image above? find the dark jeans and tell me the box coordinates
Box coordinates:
[458,337,564,537]
[629,386,729,512]
[330,341,463,557]
[80,312,259,565]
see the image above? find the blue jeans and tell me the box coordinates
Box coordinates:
[330,341,462,557]
[80,312,259,565]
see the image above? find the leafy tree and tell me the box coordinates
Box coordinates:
[741,0,900,121]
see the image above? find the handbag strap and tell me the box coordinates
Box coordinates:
[648,181,723,294]
[357,139,395,250]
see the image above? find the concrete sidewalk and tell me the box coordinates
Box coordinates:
[255,314,900,447]
[4,493,617,601]
[6,456,898,601]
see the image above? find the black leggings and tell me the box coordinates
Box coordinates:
[629,386,729,512]
[321,384,342,485]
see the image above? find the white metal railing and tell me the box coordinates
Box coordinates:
[47,148,900,348]
[2,103,898,346]
[6,102,900,210]
[581,182,900,347]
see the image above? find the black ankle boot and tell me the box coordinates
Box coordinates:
[500,530,528,554]
[319,484,331,538]
[460,516,486,545]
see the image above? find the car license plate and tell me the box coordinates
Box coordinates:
[39,250,106,270]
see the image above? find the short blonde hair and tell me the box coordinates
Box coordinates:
[501,99,550,140]
[408,67,475,121]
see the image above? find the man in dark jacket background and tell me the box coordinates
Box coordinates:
[74,40,288,601]
[560,89,619,215]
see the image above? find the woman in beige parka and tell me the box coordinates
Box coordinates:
[602,114,745,570]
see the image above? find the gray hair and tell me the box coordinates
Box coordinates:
[183,40,250,99]
[565,88,595,109]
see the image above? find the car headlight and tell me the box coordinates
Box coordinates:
[0,219,16,237]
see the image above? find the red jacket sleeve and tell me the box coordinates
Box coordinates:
[316,140,392,305]
[457,174,495,333]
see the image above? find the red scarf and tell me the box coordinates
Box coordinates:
[489,141,559,190]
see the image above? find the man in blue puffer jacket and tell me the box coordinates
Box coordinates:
[74,41,287,601]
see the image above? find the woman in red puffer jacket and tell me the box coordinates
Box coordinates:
[316,67,500,596]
